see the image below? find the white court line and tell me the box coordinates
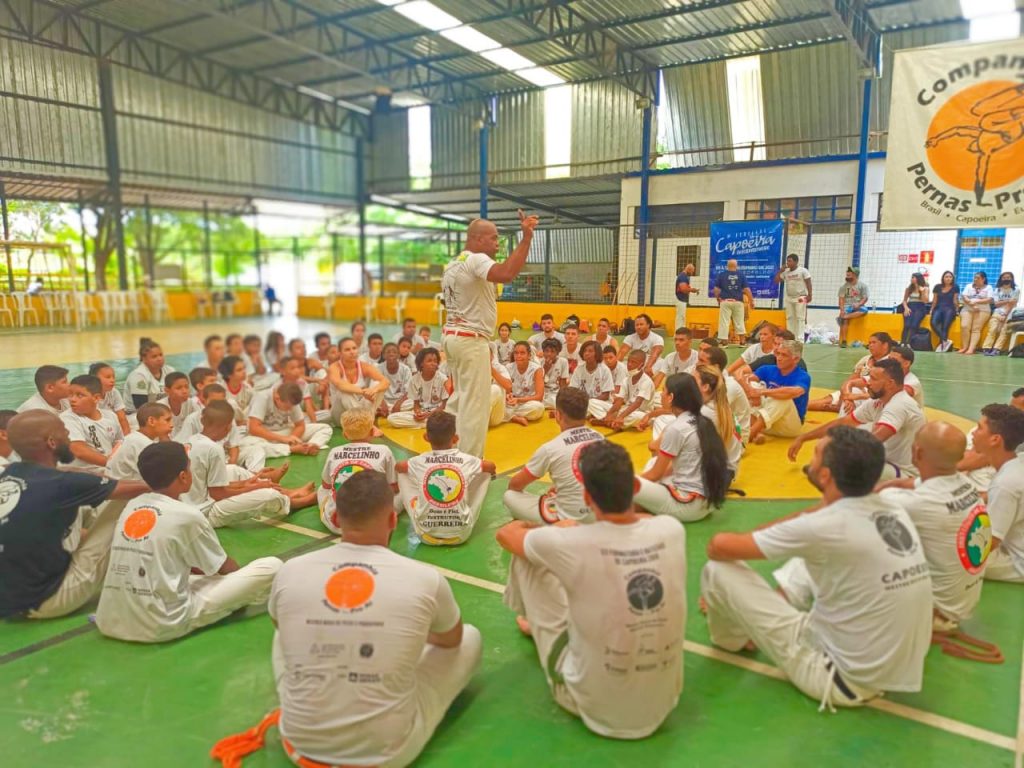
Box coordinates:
[259,517,1015,754]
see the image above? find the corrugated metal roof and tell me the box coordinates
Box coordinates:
[660,61,733,167]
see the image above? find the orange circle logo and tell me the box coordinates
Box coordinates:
[324,566,375,611]
[122,508,157,540]
[925,80,1024,194]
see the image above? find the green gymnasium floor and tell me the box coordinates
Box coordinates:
[1,322,1022,768]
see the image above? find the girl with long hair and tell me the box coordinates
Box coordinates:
[264,331,286,371]
[900,273,930,346]
[958,271,994,355]
[694,364,742,475]
[123,337,174,412]
[929,271,959,352]
[983,271,1020,355]
[634,373,730,522]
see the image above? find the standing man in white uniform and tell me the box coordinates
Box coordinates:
[702,426,933,709]
[441,209,539,458]
[774,254,812,341]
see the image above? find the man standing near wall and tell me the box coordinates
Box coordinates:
[675,263,699,330]
[837,267,869,348]
[441,209,539,458]
[714,259,753,345]
[775,254,812,342]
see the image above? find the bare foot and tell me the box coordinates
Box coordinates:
[371,426,384,437]
[515,615,532,637]
[510,416,529,426]
[287,487,318,510]
[263,461,290,483]
[751,434,766,445]
[290,443,319,456]
[698,596,709,615]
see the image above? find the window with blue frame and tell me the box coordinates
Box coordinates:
[955,229,1005,290]
[744,195,853,234]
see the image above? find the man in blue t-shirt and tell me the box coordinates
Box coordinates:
[713,259,753,344]
[674,263,699,330]
[739,340,811,443]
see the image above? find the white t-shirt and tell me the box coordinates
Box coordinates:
[491,338,515,365]
[380,363,412,405]
[249,389,302,431]
[606,361,629,393]
[105,431,157,482]
[17,392,69,415]
[653,350,698,379]
[407,373,448,410]
[269,543,461,766]
[159,396,199,438]
[620,371,655,410]
[404,448,485,543]
[753,494,932,692]
[523,517,686,739]
[398,352,416,370]
[740,342,775,365]
[542,357,570,397]
[724,374,751,442]
[101,388,126,414]
[702,402,742,472]
[851,391,925,477]
[391,332,424,351]
[95,492,226,643]
[988,456,1024,578]
[319,442,396,526]
[657,413,705,497]
[528,330,566,354]
[524,426,604,521]
[510,361,543,399]
[182,433,230,511]
[622,331,663,357]
[569,363,614,399]
[442,250,497,337]
[61,410,124,475]
[560,344,582,374]
[881,473,989,622]
[174,411,242,449]
[903,371,925,408]
[123,363,174,413]
[782,266,811,298]
[225,381,255,419]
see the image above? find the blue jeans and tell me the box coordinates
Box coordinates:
[901,303,929,345]
[931,305,955,344]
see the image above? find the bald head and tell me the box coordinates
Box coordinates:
[913,421,966,475]
[7,410,70,465]
[727,259,738,270]
[465,218,499,257]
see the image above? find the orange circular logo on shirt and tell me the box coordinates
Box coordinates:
[122,508,157,540]
[324,566,375,611]
[925,81,1024,193]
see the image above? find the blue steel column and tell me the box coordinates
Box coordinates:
[479,122,489,219]
[97,60,128,290]
[851,75,873,267]
[356,138,367,294]
[636,80,657,305]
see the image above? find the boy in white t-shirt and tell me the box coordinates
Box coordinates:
[268,470,480,768]
[106,402,174,482]
[89,362,131,436]
[319,408,399,534]
[497,440,686,739]
[602,345,628,395]
[161,372,198,438]
[703,427,932,707]
[376,342,414,420]
[396,412,495,545]
[96,441,282,643]
[17,364,70,415]
[0,409,17,467]
[387,348,450,429]
[279,356,330,424]
[61,374,124,475]
[245,383,332,458]
[652,327,699,390]
[187,401,316,528]
[560,325,582,375]
[890,345,925,408]
[540,338,570,409]
[590,350,655,430]
[175,384,266,472]
[503,387,604,523]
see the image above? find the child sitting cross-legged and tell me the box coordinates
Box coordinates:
[177,384,267,472]
[244,382,332,457]
[590,350,655,431]
[386,347,450,429]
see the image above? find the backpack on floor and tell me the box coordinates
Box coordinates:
[620,317,635,335]
[1010,343,1024,359]
[909,328,934,352]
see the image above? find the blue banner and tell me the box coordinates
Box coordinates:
[709,220,785,301]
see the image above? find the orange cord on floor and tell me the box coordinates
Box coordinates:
[210,709,280,768]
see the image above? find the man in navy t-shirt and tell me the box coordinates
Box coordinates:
[0,411,147,619]
[739,340,811,443]
[674,263,698,330]
[713,259,753,344]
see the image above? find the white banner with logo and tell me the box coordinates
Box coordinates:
[881,37,1024,230]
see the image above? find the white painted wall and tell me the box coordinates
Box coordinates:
[617,157,1017,313]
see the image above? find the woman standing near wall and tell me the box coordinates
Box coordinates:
[930,271,959,352]
[958,272,995,355]
[982,272,1021,356]
[900,273,930,346]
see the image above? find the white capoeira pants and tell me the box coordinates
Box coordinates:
[983,548,1024,583]
[701,560,878,708]
[504,489,554,524]
[330,390,384,425]
[239,423,333,458]
[503,400,545,423]
[29,500,121,619]
[675,301,687,331]
[443,333,491,458]
[171,557,282,640]
[543,392,558,409]
[387,409,437,429]
[237,442,267,471]
[588,398,649,428]
[489,384,506,427]
[784,296,808,341]
[718,300,746,340]
[755,398,803,438]
[634,477,711,522]
[273,626,481,768]
[204,464,291,527]
[503,556,581,716]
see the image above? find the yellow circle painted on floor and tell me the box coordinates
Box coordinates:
[380,388,978,501]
